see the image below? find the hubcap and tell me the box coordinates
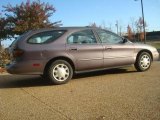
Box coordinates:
[140,55,151,69]
[52,64,69,81]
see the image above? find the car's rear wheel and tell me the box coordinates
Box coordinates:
[47,60,73,85]
[134,52,152,72]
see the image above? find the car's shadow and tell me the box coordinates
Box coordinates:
[0,68,136,89]
[73,68,134,79]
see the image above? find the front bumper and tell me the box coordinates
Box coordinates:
[153,51,159,61]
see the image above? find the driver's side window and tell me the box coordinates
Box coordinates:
[67,30,97,44]
[96,30,122,44]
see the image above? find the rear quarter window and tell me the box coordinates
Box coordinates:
[27,30,65,44]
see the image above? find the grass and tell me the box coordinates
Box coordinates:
[146,40,160,49]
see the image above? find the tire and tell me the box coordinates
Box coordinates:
[40,74,46,78]
[47,60,73,85]
[134,52,152,72]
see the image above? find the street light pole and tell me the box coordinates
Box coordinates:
[135,0,146,43]
[140,0,146,44]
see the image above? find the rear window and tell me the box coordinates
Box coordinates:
[27,30,65,44]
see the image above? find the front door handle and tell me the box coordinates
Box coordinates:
[69,47,78,51]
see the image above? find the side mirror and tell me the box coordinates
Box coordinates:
[122,38,128,43]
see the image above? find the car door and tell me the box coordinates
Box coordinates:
[66,29,103,71]
[95,29,135,68]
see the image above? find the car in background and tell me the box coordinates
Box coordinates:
[6,27,159,85]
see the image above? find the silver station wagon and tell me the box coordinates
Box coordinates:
[7,27,159,84]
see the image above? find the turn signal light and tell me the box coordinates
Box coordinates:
[13,49,24,57]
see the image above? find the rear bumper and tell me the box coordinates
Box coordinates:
[6,60,45,75]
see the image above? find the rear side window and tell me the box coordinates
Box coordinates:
[28,30,65,44]
[10,31,30,47]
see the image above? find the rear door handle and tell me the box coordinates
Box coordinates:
[105,46,112,50]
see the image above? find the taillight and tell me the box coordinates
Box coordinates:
[13,49,24,57]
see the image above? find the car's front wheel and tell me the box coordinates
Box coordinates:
[134,52,152,72]
[48,60,73,85]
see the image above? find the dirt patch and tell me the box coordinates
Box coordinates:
[0,67,6,74]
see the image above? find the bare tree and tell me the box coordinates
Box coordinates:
[115,20,124,36]
[127,25,133,40]
[89,22,101,28]
[130,17,136,40]
[135,17,147,41]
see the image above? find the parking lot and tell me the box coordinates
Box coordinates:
[0,62,160,120]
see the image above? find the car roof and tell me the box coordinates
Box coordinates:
[29,26,103,33]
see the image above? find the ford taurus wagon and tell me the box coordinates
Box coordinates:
[7,27,159,84]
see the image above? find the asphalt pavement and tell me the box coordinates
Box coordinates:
[0,62,160,120]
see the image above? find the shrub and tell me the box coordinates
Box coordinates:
[0,46,10,68]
